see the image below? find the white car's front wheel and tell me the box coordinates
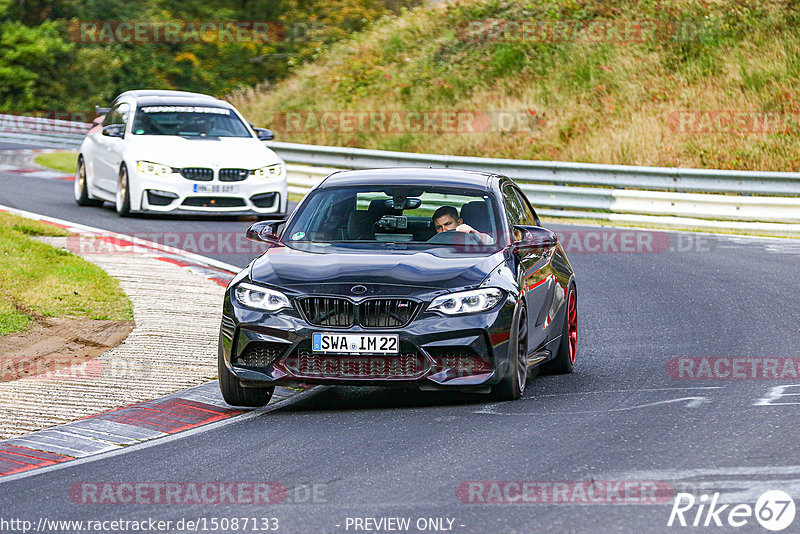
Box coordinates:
[115,164,131,217]
[74,156,103,207]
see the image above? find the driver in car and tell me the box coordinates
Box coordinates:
[432,206,494,245]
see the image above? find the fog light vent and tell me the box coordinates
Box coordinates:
[237,342,285,367]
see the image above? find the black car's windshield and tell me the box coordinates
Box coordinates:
[282,185,502,252]
[131,105,252,137]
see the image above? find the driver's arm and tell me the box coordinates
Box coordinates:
[456,224,494,245]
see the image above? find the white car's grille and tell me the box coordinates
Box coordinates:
[180,167,213,181]
[219,168,250,182]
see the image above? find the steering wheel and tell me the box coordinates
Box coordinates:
[426,229,483,246]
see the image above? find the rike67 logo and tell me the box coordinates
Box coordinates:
[668,490,795,531]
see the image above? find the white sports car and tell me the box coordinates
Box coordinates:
[74,90,287,217]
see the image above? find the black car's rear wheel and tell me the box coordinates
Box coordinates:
[542,284,577,375]
[218,350,274,407]
[491,306,528,401]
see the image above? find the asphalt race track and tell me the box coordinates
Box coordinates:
[0,141,45,150]
[2,168,800,532]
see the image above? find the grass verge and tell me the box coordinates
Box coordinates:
[0,212,133,336]
[34,152,78,174]
[231,0,800,172]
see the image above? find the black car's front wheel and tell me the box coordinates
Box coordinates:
[218,351,274,407]
[491,305,528,401]
[542,283,577,375]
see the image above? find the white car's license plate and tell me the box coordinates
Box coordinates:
[192,184,239,194]
[312,333,399,354]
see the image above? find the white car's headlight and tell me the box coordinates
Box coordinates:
[252,164,284,179]
[136,161,172,177]
[427,288,504,315]
[234,282,290,312]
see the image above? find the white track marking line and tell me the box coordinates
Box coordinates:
[476,396,710,415]
[525,386,724,398]
[475,387,723,414]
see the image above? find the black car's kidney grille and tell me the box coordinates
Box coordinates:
[179,167,213,181]
[219,168,250,182]
[237,342,285,367]
[299,297,355,327]
[285,349,423,379]
[297,297,418,328]
[359,299,417,328]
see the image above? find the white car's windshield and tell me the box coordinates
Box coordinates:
[283,185,502,252]
[131,105,251,138]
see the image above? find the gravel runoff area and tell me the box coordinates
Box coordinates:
[0,236,227,440]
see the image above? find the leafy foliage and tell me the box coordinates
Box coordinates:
[0,0,422,111]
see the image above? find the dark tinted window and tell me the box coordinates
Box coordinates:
[131,105,250,137]
[282,184,501,252]
[513,187,540,226]
[502,183,525,233]
[102,103,130,132]
[103,105,122,127]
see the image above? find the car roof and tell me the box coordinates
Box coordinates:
[132,96,235,109]
[319,168,496,190]
[114,90,219,102]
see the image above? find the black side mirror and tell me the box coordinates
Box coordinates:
[253,128,274,141]
[246,220,286,245]
[102,124,124,138]
[512,225,558,251]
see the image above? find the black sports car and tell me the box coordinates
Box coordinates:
[218,168,577,405]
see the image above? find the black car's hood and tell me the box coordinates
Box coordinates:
[249,245,505,291]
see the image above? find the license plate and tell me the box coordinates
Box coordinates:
[192,184,239,194]
[312,333,399,354]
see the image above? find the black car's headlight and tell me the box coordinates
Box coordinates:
[234,282,290,311]
[427,288,504,315]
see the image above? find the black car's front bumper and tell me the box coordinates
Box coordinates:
[219,289,517,392]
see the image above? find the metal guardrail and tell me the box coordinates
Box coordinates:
[284,164,800,236]
[0,114,90,149]
[2,114,799,235]
[267,141,800,196]
[280,145,800,236]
